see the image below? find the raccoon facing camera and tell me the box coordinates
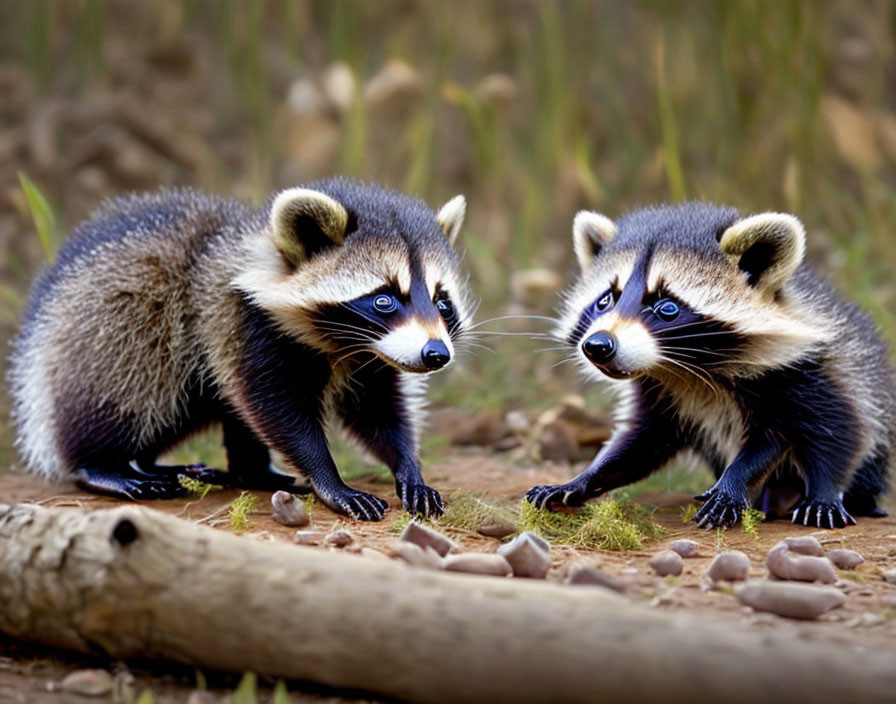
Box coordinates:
[527,203,894,529]
[9,179,472,521]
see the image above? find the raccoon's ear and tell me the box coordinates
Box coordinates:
[718,213,806,293]
[573,211,617,273]
[436,195,466,245]
[269,187,349,267]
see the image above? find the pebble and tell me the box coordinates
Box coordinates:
[766,542,836,583]
[477,521,517,539]
[323,529,355,548]
[293,530,325,546]
[666,539,699,558]
[826,548,865,570]
[882,569,896,584]
[565,565,627,592]
[400,521,457,557]
[270,491,309,527]
[60,670,114,697]
[735,581,845,620]
[442,553,512,577]
[782,536,825,556]
[497,532,551,579]
[648,550,684,577]
[389,542,442,569]
[707,551,751,582]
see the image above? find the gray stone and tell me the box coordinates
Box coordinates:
[477,521,517,539]
[667,539,699,558]
[442,553,512,577]
[826,548,865,570]
[649,550,684,577]
[293,530,325,546]
[766,542,837,583]
[60,670,114,697]
[323,529,355,548]
[565,565,627,593]
[782,536,825,556]
[271,491,309,527]
[707,551,751,582]
[400,521,457,557]
[735,581,846,620]
[497,531,551,579]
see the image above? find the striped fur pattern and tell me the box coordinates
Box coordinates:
[529,202,895,529]
[8,179,471,520]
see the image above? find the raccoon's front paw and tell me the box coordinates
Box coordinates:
[693,488,748,529]
[525,482,589,510]
[330,489,389,521]
[791,499,856,529]
[398,482,444,518]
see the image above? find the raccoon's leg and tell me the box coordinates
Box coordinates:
[526,387,684,510]
[693,430,783,529]
[74,462,192,500]
[843,446,890,518]
[337,367,443,518]
[790,450,859,529]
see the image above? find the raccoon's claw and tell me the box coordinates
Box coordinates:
[398,482,444,518]
[525,482,588,510]
[694,487,717,502]
[791,499,856,529]
[693,489,747,530]
[75,468,190,501]
[333,489,389,521]
[185,465,311,494]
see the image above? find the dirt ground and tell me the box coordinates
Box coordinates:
[1,452,896,703]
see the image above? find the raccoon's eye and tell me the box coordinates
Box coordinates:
[596,290,614,312]
[654,299,680,322]
[373,294,398,314]
[436,297,456,322]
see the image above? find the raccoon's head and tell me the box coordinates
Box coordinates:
[235,179,471,374]
[557,203,828,383]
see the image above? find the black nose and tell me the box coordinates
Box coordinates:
[582,331,617,364]
[422,340,450,370]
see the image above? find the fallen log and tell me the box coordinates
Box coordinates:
[0,502,892,703]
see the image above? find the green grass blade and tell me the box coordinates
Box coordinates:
[18,172,57,262]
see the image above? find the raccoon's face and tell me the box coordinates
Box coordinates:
[235,182,470,374]
[558,205,824,383]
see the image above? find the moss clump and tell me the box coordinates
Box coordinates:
[178,475,219,501]
[519,497,664,551]
[439,490,519,533]
[228,491,257,531]
[390,511,439,534]
[740,508,765,537]
[680,503,699,523]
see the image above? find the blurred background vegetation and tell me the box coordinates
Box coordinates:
[0,0,894,475]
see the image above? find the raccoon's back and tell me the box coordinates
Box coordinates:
[8,189,252,478]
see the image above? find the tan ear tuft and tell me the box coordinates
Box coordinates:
[269,188,349,267]
[719,212,805,293]
[436,195,466,245]
[573,211,616,273]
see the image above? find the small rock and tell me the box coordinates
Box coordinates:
[735,581,845,620]
[536,420,579,461]
[477,521,517,539]
[360,547,389,561]
[767,542,837,583]
[782,536,825,556]
[271,491,309,527]
[400,521,457,557]
[826,548,865,570]
[565,565,627,593]
[293,530,325,546]
[498,532,551,579]
[707,551,751,582]
[389,542,442,569]
[667,539,699,558]
[60,670,114,697]
[649,550,684,577]
[882,569,896,584]
[442,553,512,577]
[324,529,355,548]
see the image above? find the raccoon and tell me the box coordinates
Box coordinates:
[8,179,472,520]
[527,203,895,529]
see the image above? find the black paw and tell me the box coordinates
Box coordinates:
[398,482,444,517]
[525,482,589,510]
[185,465,310,494]
[693,488,747,529]
[75,469,189,501]
[329,489,389,521]
[791,499,856,529]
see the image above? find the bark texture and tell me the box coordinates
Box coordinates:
[0,502,893,703]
